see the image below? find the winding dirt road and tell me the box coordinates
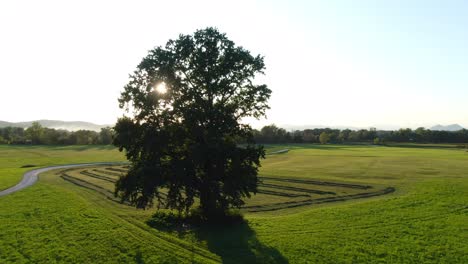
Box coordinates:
[0,163,123,197]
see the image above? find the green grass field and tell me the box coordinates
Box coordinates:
[0,144,467,263]
[0,145,126,190]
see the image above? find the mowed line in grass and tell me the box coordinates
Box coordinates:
[56,165,396,213]
[0,144,467,263]
[0,165,221,263]
[55,169,221,263]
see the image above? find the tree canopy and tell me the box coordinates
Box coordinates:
[319,132,330,144]
[113,28,271,218]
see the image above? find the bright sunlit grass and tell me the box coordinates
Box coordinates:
[0,145,467,263]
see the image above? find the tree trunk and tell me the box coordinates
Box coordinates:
[199,158,219,219]
[199,185,216,218]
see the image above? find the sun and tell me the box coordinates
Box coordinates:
[155,82,167,94]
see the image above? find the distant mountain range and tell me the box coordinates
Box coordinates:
[0,120,111,132]
[429,124,465,131]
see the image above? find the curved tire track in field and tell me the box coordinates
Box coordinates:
[0,162,126,197]
[3,162,396,215]
[244,187,395,212]
[0,163,221,263]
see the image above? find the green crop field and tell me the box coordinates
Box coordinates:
[0,144,467,263]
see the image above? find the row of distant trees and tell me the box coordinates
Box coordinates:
[0,122,113,145]
[1,122,467,145]
[253,125,468,144]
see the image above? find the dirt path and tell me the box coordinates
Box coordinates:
[0,162,124,197]
[266,149,289,155]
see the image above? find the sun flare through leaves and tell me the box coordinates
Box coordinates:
[154,82,167,94]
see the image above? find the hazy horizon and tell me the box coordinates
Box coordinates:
[1,0,467,128]
[1,118,466,131]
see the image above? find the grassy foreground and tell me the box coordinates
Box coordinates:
[0,144,467,263]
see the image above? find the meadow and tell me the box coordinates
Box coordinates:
[0,144,466,263]
[0,145,126,190]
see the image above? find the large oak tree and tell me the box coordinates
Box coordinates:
[113,27,271,218]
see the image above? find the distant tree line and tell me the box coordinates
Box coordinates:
[0,122,113,145]
[1,122,467,145]
[253,124,468,144]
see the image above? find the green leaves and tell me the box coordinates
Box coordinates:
[114,27,270,218]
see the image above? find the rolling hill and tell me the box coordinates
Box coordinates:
[430,124,465,131]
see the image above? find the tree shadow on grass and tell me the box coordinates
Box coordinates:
[193,220,288,264]
[147,212,288,264]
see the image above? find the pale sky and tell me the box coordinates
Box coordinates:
[0,0,467,129]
